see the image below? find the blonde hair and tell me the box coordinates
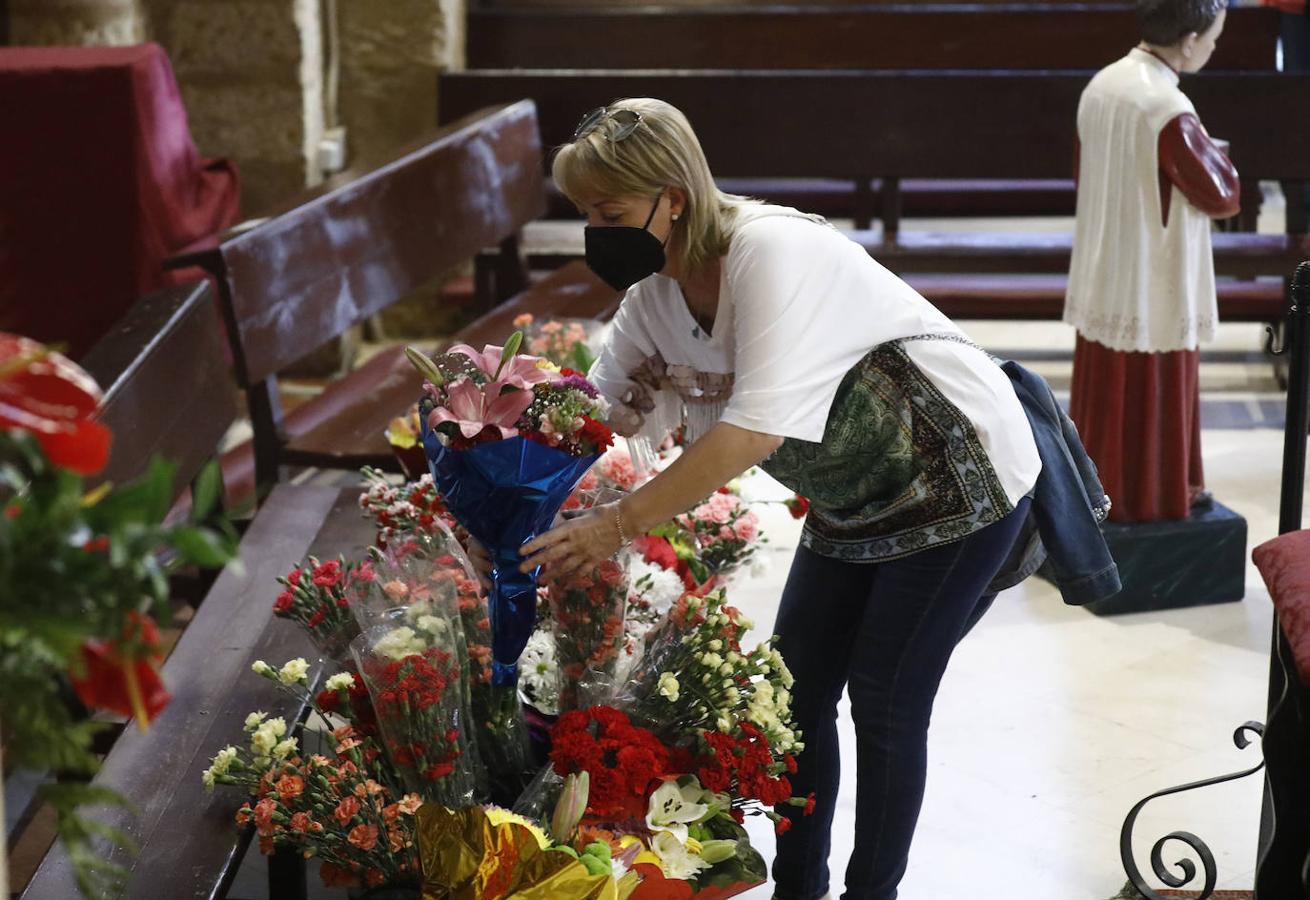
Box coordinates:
[551,98,761,276]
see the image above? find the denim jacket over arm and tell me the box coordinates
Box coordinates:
[986,360,1122,605]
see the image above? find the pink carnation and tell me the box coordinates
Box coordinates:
[599,448,640,491]
[733,512,759,543]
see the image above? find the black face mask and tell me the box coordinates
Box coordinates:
[584,194,667,291]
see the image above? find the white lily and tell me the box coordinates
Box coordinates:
[651,831,712,880]
[646,778,710,844]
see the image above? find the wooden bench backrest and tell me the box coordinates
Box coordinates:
[214,100,545,388]
[439,71,1310,184]
[80,280,236,494]
[468,6,1278,71]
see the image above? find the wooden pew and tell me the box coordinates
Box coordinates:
[468,5,1278,71]
[81,280,237,499]
[466,5,1278,222]
[165,101,619,498]
[17,281,372,899]
[438,69,1310,333]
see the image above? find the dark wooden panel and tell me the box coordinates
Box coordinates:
[468,6,1277,71]
[904,273,1286,321]
[21,484,366,900]
[221,101,547,386]
[438,70,1310,183]
[81,280,237,494]
[475,0,1155,9]
[863,230,1310,277]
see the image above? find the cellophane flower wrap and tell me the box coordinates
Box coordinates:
[409,338,613,690]
[549,487,630,713]
[350,600,477,809]
[272,555,375,664]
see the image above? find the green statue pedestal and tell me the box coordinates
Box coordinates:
[1082,499,1247,616]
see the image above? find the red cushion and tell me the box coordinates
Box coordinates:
[1254,530,1310,684]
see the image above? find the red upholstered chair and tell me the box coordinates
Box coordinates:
[0,43,239,359]
[1254,530,1310,684]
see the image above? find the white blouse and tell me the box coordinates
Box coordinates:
[590,207,1041,508]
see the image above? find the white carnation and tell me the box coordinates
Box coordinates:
[324,672,355,692]
[278,658,310,685]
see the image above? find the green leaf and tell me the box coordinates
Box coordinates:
[687,557,711,585]
[189,461,223,524]
[166,526,236,568]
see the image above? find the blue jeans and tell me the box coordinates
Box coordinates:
[770,498,1030,900]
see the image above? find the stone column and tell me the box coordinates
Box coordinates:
[146,0,325,215]
[338,0,466,167]
[9,0,146,46]
[337,0,471,339]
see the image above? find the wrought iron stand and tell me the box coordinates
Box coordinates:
[1120,261,1310,900]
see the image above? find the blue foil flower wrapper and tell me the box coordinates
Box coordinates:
[421,422,598,688]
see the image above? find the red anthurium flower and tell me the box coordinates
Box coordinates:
[0,333,111,474]
[70,612,170,730]
[627,862,696,900]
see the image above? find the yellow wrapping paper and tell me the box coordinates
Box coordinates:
[419,805,632,900]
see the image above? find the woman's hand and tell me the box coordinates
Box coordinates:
[519,502,626,581]
[464,534,493,592]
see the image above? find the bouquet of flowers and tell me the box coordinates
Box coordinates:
[358,466,456,548]
[671,491,765,586]
[406,335,613,691]
[548,555,628,713]
[616,590,808,834]
[350,600,477,809]
[512,312,601,374]
[272,555,375,663]
[203,658,424,892]
[547,486,631,713]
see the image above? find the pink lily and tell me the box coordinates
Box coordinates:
[428,378,533,439]
[447,342,556,390]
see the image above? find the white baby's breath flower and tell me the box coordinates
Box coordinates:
[278,658,310,685]
[324,672,355,692]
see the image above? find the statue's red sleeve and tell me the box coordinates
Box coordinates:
[1157,113,1241,226]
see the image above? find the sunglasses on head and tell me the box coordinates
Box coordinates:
[572,107,642,143]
